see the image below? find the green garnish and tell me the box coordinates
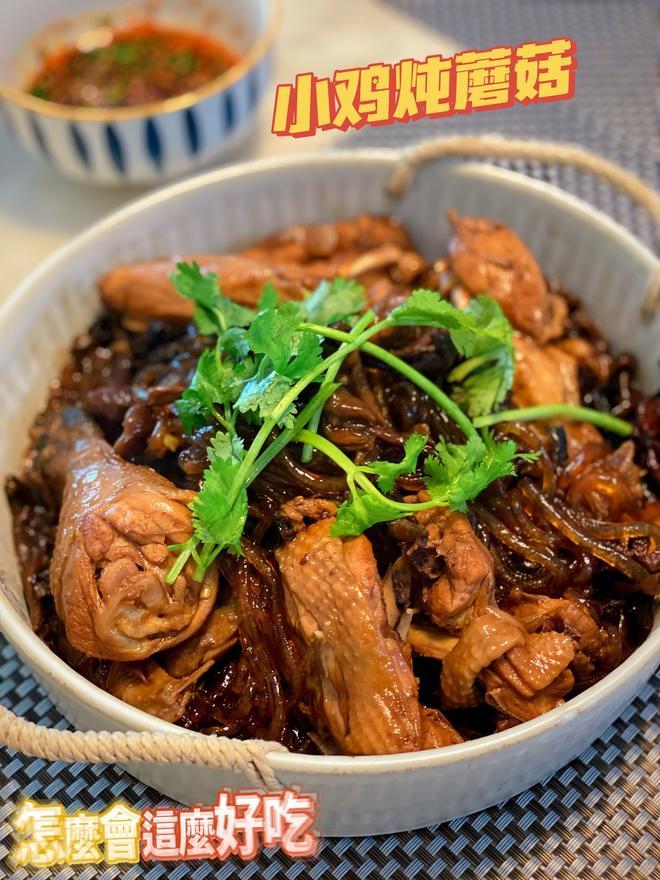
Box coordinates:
[171,50,198,75]
[291,429,535,537]
[112,41,141,66]
[174,261,255,334]
[30,84,50,100]
[473,404,633,436]
[166,262,632,581]
[386,290,515,418]
[168,432,247,581]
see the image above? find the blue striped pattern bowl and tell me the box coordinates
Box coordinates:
[0,0,277,186]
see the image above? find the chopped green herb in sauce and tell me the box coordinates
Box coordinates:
[28,22,238,108]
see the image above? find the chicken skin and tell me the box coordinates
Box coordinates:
[36,408,217,660]
[448,214,567,342]
[276,517,423,755]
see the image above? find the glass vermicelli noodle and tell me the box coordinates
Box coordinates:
[7,212,659,756]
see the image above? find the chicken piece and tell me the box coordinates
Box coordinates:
[278,496,338,535]
[275,518,422,755]
[508,591,603,656]
[106,657,212,723]
[442,605,576,718]
[242,215,412,266]
[243,215,425,307]
[563,423,605,460]
[421,707,464,748]
[412,510,495,633]
[161,593,239,678]
[100,215,421,330]
[407,621,459,661]
[641,501,660,527]
[508,590,606,683]
[314,214,412,252]
[440,607,527,708]
[555,337,612,386]
[482,629,575,723]
[448,214,566,341]
[31,406,104,496]
[38,408,217,661]
[100,254,316,330]
[482,667,574,723]
[512,335,580,408]
[561,440,645,521]
[339,243,404,279]
[489,632,575,697]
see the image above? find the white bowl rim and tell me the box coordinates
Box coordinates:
[0,148,658,777]
[0,0,280,122]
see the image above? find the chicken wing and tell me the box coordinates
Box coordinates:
[99,254,313,330]
[37,408,217,660]
[275,517,422,755]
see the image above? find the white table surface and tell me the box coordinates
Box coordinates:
[0,0,458,296]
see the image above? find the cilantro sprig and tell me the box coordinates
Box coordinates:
[292,428,536,536]
[166,262,632,581]
[385,290,514,414]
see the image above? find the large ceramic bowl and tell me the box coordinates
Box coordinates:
[0,151,658,837]
[0,0,278,185]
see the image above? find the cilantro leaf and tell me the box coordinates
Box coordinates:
[175,350,225,432]
[389,288,473,331]
[451,357,513,419]
[282,331,323,379]
[332,430,532,537]
[448,295,512,359]
[423,431,519,512]
[332,489,403,537]
[301,277,366,326]
[175,348,248,433]
[174,396,210,435]
[220,326,250,362]
[247,301,303,372]
[389,290,512,359]
[370,432,427,493]
[258,281,280,310]
[390,290,514,417]
[246,295,323,385]
[235,368,296,427]
[190,432,247,557]
[171,262,255,334]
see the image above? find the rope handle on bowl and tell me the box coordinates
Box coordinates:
[0,703,286,788]
[387,135,660,317]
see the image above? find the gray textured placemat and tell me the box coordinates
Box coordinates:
[1,640,658,880]
[2,2,659,878]
[355,0,660,248]
[386,0,659,147]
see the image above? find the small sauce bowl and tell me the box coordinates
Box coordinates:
[0,0,279,185]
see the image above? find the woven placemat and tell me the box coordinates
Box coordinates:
[1,639,658,880]
[364,0,660,249]
[2,2,659,878]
